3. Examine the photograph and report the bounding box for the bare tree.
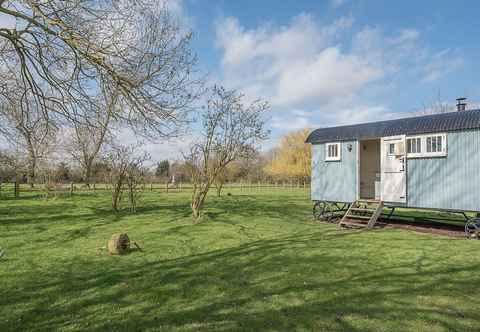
[125,158,148,213]
[67,87,119,187]
[420,91,455,115]
[184,86,269,220]
[0,149,18,182]
[105,144,149,213]
[0,1,200,137]
[0,85,56,187]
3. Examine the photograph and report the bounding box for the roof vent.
[456,97,467,112]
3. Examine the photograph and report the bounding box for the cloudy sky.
[182,0,480,154]
[2,1,480,160]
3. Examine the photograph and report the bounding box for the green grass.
[1,189,480,331]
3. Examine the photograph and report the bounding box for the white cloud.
[216,14,380,110]
[274,47,382,107]
[117,128,196,162]
[318,105,407,126]
[422,48,463,82]
[331,0,348,8]
[215,16,434,113]
[215,15,465,135]
[271,115,314,131]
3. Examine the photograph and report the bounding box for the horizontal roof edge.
[306,109,480,144]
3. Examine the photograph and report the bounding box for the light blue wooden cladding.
[311,129,480,212]
[311,141,357,202]
[407,129,480,211]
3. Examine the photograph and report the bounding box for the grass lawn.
[1,188,480,331]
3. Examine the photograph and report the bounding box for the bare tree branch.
[0,0,201,138]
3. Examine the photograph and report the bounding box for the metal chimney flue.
[456,97,467,112]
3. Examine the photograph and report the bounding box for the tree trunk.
[191,189,208,221]
[128,178,136,213]
[26,149,36,188]
[215,182,223,197]
[112,179,124,212]
[84,159,93,188]
[14,180,19,198]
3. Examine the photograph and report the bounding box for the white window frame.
[325,142,342,161]
[406,133,447,158]
[406,136,423,157]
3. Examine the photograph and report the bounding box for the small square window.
[408,137,422,154]
[325,143,341,161]
[388,143,395,155]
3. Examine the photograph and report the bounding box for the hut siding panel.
[407,130,480,211]
[311,141,357,202]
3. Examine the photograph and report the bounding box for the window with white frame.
[426,135,443,153]
[407,137,422,155]
[325,142,341,161]
[406,133,447,158]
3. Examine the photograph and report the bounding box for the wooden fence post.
[14,180,19,198]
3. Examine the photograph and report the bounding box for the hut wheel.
[313,201,326,221]
[465,218,480,239]
[321,203,338,223]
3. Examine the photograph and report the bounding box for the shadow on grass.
[2,193,479,331]
[2,229,479,331]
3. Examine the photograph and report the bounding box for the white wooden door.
[381,135,406,203]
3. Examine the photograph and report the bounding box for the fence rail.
[0,181,311,199]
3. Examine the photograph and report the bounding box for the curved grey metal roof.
[306,109,480,144]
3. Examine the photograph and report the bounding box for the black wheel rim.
[313,202,326,220]
[322,203,338,223]
[465,219,480,238]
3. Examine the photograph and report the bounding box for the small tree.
[105,145,149,212]
[55,162,71,182]
[67,94,117,188]
[184,86,269,220]
[0,88,57,188]
[155,160,170,178]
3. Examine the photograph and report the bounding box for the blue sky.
[1,1,480,160]
[180,0,480,150]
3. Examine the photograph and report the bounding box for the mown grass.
[1,188,479,331]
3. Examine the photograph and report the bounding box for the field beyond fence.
[0,181,311,199]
